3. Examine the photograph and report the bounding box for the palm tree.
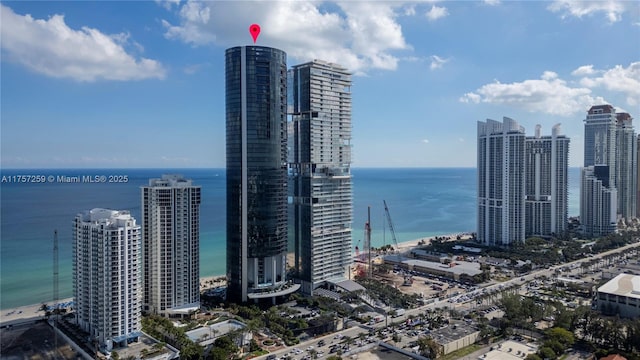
[417,336,442,359]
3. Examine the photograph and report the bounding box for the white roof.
[598,273,640,299]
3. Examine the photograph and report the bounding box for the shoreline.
[1,231,471,325]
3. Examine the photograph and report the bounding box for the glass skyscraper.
[225,46,298,303]
[581,105,619,237]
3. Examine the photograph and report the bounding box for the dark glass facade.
[225,46,288,303]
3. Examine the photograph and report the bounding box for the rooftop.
[597,273,640,299]
[186,319,247,344]
[588,104,615,114]
[481,340,537,360]
[430,321,479,345]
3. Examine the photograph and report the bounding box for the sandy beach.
[0,298,73,326]
[1,275,227,326]
[199,275,227,290]
[358,232,473,254]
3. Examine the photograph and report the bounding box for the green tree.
[538,346,557,360]
[545,327,574,347]
[543,339,564,356]
[525,354,542,360]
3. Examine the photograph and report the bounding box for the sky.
[1,0,639,169]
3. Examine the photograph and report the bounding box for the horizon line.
[0,166,587,171]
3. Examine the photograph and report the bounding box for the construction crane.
[365,206,372,278]
[383,200,400,252]
[53,229,59,358]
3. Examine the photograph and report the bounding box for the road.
[254,241,640,360]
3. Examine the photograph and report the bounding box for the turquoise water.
[0,167,580,309]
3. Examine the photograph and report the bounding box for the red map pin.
[249,24,261,43]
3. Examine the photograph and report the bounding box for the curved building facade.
[225,46,294,303]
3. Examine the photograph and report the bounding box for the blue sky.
[1,0,639,168]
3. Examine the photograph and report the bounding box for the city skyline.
[2,1,639,169]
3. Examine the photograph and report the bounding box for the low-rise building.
[595,273,640,318]
[185,319,251,347]
[480,340,537,360]
[429,320,480,355]
[384,255,482,282]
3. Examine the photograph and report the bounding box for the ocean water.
[0,167,581,309]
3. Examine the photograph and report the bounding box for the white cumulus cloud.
[547,0,627,23]
[459,72,607,116]
[422,139,430,144]
[426,5,449,22]
[577,62,640,106]
[430,55,449,70]
[0,4,166,82]
[571,65,596,76]
[161,1,411,74]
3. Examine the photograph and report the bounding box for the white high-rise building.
[289,60,353,294]
[615,112,637,220]
[73,209,142,352]
[477,117,526,246]
[581,166,617,237]
[142,175,201,316]
[525,124,570,237]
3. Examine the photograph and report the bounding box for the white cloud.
[459,92,480,103]
[0,5,166,81]
[430,55,449,70]
[155,0,181,11]
[577,62,640,106]
[426,5,449,22]
[571,65,595,76]
[483,0,501,6]
[422,139,430,144]
[541,71,558,81]
[161,1,410,74]
[404,5,416,16]
[460,72,607,116]
[458,138,465,142]
[547,0,627,23]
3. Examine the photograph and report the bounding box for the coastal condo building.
[615,112,637,220]
[637,134,640,215]
[581,165,617,237]
[579,105,638,237]
[524,124,570,237]
[289,60,353,295]
[477,117,526,246]
[141,175,201,316]
[225,45,299,303]
[72,209,142,352]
